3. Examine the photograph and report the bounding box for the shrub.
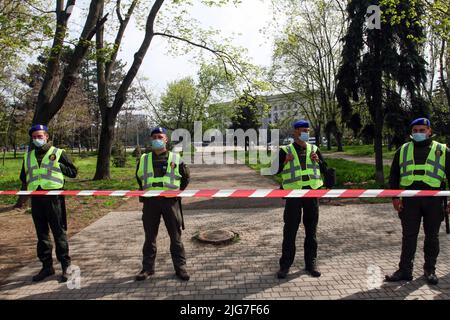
[111,141,126,167]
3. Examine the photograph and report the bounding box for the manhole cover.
[194,229,239,245]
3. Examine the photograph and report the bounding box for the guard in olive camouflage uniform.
[386,118,450,285]
[19,125,77,283]
[135,127,190,281]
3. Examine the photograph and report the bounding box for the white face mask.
[33,139,46,147]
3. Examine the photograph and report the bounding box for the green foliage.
[380,0,449,41]
[0,1,53,80]
[158,77,198,133]
[270,0,346,145]
[230,92,268,131]
[336,0,429,184]
[151,61,240,133]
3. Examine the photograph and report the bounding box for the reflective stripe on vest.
[137,152,182,190]
[280,143,323,190]
[24,146,64,191]
[399,141,446,188]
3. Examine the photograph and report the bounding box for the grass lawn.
[321,144,396,159]
[0,151,140,206]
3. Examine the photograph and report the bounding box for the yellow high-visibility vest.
[24,146,64,191]
[137,151,181,190]
[280,143,323,190]
[399,141,446,188]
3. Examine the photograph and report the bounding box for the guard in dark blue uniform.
[135,127,191,281]
[19,125,77,283]
[386,118,450,285]
[274,120,328,279]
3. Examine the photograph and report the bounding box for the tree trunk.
[438,39,450,110]
[78,132,81,155]
[373,32,385,185]
[374,127,384,184]
[326,131,331,150]
[92,0,164,180]
[33,0,106,126]
[93,111,115,180]
[335,131,343,152]
[314,125,321,147]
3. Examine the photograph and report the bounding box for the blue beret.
[410,118,430,127]
[29,124,48,136]
[293,120,309,129]
[150,127,167,136]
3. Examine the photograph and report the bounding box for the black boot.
[424,270,438,285]
[175,268,190,281]
[59,265,70,283]
[135,269,155,281]
[305,261,321,278]
[385,269,413,282]
[277,267,289,279]
[32,266,55,282]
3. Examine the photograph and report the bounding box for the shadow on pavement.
[341,273,450,300]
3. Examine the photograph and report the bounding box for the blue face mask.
[151,139,166,150]
[412,133,427,142]
[299,132,310,142]
[33,139,46,148]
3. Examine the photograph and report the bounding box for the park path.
[1,157,449,300]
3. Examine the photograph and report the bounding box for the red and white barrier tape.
[0,189,449,198]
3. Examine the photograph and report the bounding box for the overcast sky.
[70,0,276,96]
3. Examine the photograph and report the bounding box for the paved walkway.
[1,159,449,300]
[0,203,449,300]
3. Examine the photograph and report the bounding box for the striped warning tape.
[0,189,449,198]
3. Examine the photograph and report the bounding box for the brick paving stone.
[1,203,449,300]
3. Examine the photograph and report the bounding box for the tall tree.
[336,0,428,184]
[32,1,107,126]
[270,0,348,150]
[140,62,237,134]
[93,0,250,179]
